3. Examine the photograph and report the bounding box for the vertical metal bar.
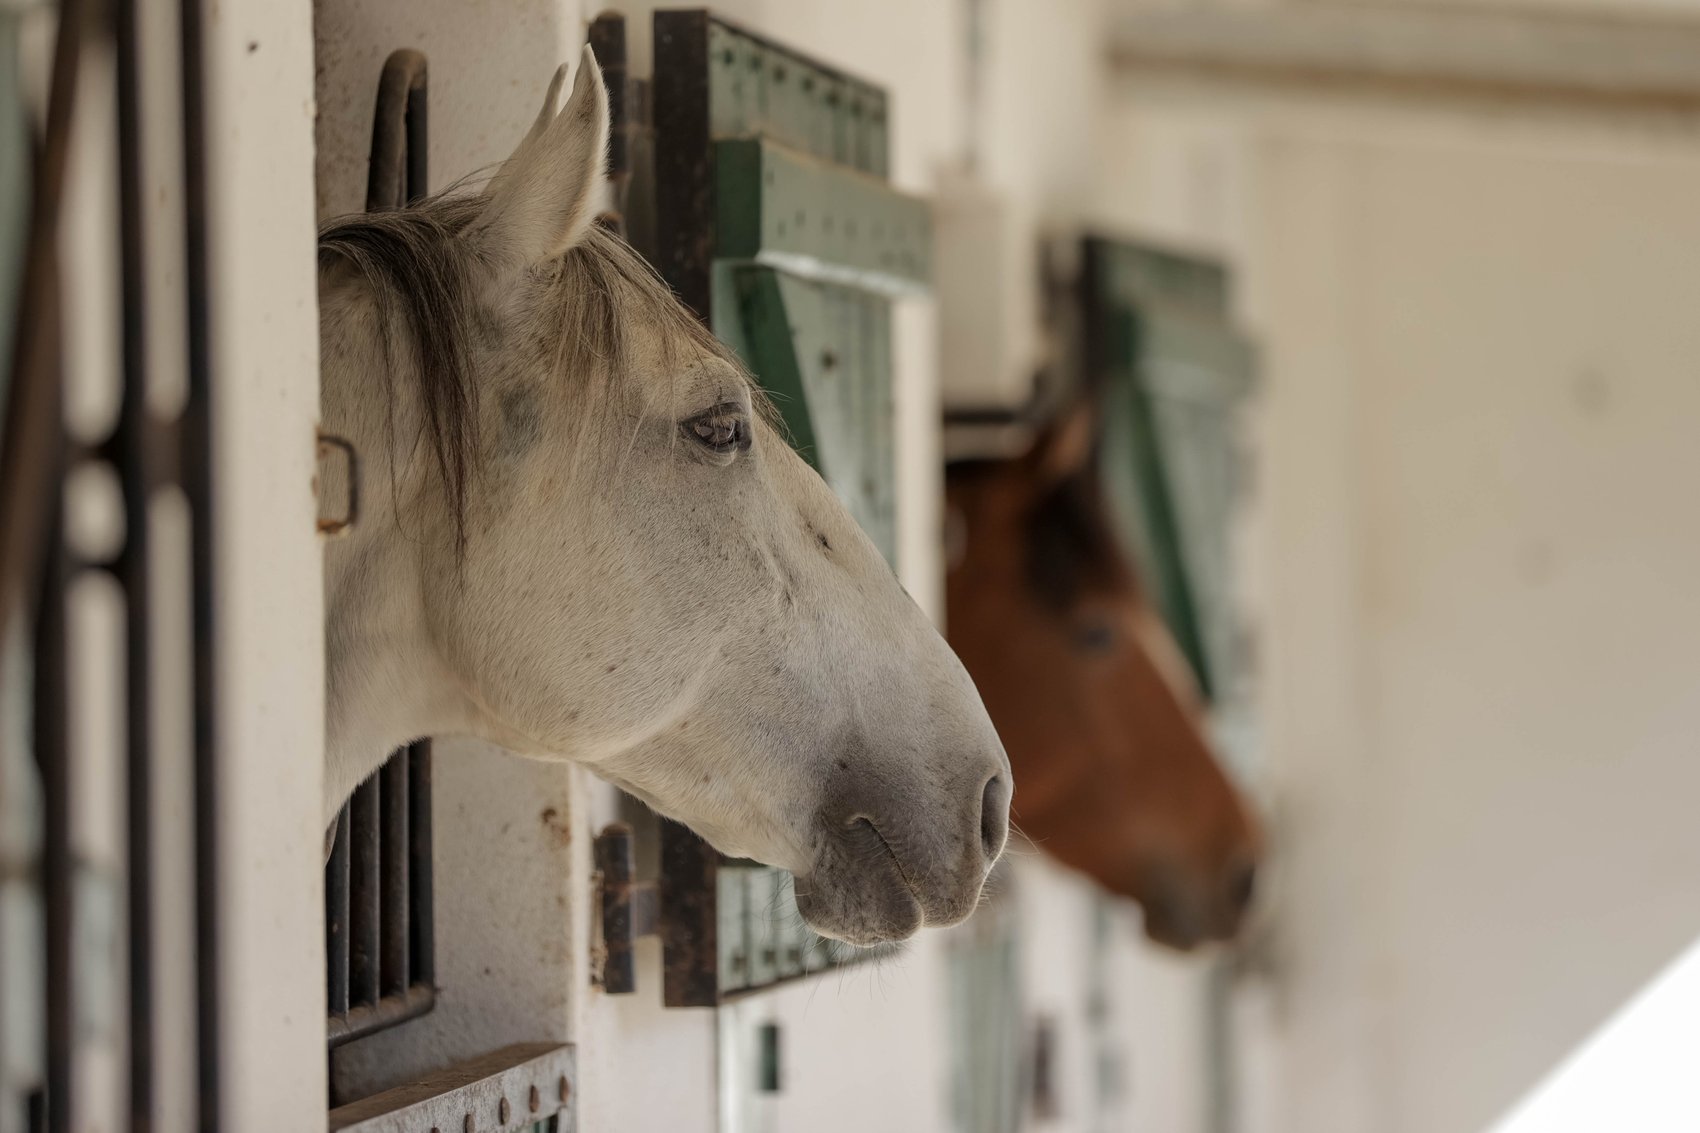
[112,0,156,1122]
[595,825,636,995]
[407,742,433,987]
[659,817,720,1007]
[35,497,70,1133]
[176,0,221,1115]
[652,9,714,321]
[365,51,427,213]
[325,807,351,1016]
[347,777,380,1008]
[399,73,430,1002]
[378,756,408,997]
[0,0,86,617]
[403,72,428,206]
[5,2,90,1128]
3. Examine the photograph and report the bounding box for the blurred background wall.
[1099,27,1700,1133]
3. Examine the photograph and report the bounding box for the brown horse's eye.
[683,405,751,455]
[1073,618,1116,654]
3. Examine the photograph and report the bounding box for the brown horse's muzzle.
[1141,856,1259,951]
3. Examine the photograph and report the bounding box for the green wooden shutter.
[1085,238,1255,706]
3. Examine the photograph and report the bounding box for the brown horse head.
[945,407,1261,949]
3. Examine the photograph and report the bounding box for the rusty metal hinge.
[316,431,360,537]
[593,823,660,994]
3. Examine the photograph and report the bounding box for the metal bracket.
[315,431,360,537]
[593,824,659,995]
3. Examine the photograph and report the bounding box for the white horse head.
[318,48,1010,945]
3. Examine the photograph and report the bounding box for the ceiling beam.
[1108,4,1700,110]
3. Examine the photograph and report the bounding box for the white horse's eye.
[683,405,751,456]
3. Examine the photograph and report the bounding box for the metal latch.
[315,431,360,537]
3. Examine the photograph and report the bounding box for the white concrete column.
[200,0,328,1126]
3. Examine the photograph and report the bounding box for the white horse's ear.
[466,46,609,275]
[485,61,572,193]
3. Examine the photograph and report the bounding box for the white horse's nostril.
[979,775,1009,863]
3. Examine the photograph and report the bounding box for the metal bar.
[326,807,351,1016]
[325,985,436,1049]
[113,0,158,1121]
[658,818,720,1007]
[652,8,714,322]
[348,776,381,1008]
[35,497,70,1133]
[406,742,433,986]
[175,0,222,1119]
[595,825,638,994]
[365,51,428,212]
[0,0,88,629]
[379,755,408,997]
[404,70,427,205]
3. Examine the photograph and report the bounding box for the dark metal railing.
[323,49,437,1051]
[3,0,223,1124]
[326,743,435,1046]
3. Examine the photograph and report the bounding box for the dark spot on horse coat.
[498,386,542,458]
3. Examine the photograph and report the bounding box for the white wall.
[204,0,331,1120]
[1095,70,1700,1133]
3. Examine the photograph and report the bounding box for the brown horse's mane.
[946,458,1135,611]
